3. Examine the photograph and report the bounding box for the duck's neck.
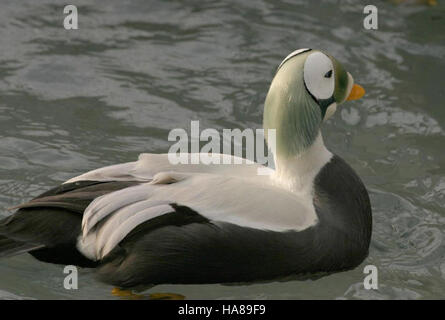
[263,57,332,193]
[272,132,333,194]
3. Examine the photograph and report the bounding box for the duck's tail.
[0,180,141,266]
[0,234,43,258]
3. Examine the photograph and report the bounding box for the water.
[0,0,444,299]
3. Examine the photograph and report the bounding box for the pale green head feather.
[263,51,321,159]
[263,49,352,159]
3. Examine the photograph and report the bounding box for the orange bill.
[347,84,365,101]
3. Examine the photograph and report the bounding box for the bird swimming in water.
[0,48,371,295]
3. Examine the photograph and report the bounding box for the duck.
[0,48,371,293]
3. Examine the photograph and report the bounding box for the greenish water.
[0,0,444,299]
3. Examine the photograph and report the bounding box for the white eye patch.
[303,52,335,100]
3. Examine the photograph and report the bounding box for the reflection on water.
[0,0,445,299]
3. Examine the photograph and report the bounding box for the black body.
[0,155,372,288]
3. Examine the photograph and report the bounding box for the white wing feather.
[66,153,264,184]
[99,203,174,258]
[71,153,318,260]
[77,173,317,260]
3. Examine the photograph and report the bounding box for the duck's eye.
[324,70,333,78]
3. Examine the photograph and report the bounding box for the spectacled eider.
[0,49,371,292]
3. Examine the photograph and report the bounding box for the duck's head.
[264,48,365,158]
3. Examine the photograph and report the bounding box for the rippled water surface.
[0,0,444,299]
